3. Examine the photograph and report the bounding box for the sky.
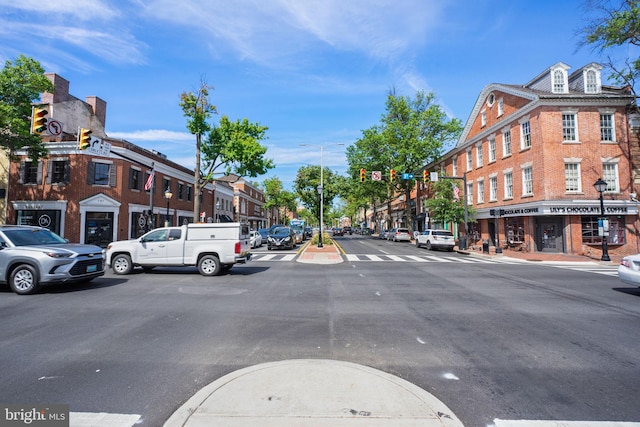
[0,0,617,190]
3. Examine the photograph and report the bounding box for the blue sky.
[0,0,612,190]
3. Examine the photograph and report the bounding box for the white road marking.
[493,420,640,427]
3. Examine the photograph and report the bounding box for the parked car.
[618,254,640,287]
[303,226,313,239]
[0,225,105,294]
[258,228,270,242]
[332,227,344,236]
[250,230,263,248]
[416,229,455,251]
[378,230,388,239]
[267,226,296,250]
[343,226,352,235]
[387,227,411,242]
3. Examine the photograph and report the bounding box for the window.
[20,161,41,184]
[582,216,626,245]
[48,160,69,185]
[602,163,619,192]
[477,179,484,203]
[520,121,531,149]
[504,171,513,199]
[163,178,171,193]
[452,156,458,176]
[88,161,114,186]
[502,129,512,156]
[178,183,184,200]
[522,166,533,195]
[187,186,192,201]
[481,110,487,127]
[129,168,141,190]
[489,176,498,201]
[586,69,598,93]
[466,148,472,171]
[497,98,504,116]
[564,163,581,192]
[488,138,496,163]
[553,69,566,93]
[476,143,483,167]
[466,182,473,205]
[506,217,525,243]
[600,113,615,142]
[562,113,577,142]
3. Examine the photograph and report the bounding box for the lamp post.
[593,178,611,262]
[300,143,345,248]
[164,188,173,227]
[215,201,221,223]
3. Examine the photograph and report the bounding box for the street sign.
[401,173,414,180]
[86,136,111,157]
[47,120,63,136]
[372,171,382,181]
[430,172,439,182]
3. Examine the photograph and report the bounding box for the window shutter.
[64,161,70,183]
[18,161,25,184]
[109,164,116,186]
[87,162,95,185]
[36,162,43,185]
[46,162,52,184]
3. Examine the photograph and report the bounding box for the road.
[0,233,638,426]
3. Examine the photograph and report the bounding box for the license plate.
[86,264,97,273]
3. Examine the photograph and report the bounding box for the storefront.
[13,200,67,236]
[475,200,638,255]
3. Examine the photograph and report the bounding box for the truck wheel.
[198,255,221,276]
[112,254,133,275]
[9,264,40,295]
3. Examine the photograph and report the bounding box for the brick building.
[6,73,263,246]
[232,178,266,229]
[420,62,640,257]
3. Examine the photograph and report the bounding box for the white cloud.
[0,0,120,20]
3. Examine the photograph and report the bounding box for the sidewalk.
[163,359,464,427]
[459,243,622,265]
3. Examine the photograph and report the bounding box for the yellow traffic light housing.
[390,169,396,181]
[78,128,92,150]
[423,170,429,183]
[360,168,366,182]
[31,106,48,135]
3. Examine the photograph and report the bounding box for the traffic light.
[423,170,429,183]
[31,106,48,135]
[78,128,92,150]
[390,169,396,181]
[360,168,366,182]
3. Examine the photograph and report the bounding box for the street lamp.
[215,201,221,223]
[593,178,611,262]
[300,143,345,248]
[164,188,173,227]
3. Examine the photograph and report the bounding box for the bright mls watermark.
[0,405,69,427]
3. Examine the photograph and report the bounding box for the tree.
[0,55,54,161]
[179,80,217,220]
[581,0,640,105]
[425,178,475,228]
[180,81,274,221]
[294,165,344,225]
[263,176,297,223]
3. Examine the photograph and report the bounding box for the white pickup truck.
[105,223,251,276]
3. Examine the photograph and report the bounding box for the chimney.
[42,73,70,104]
[86,96,107,130]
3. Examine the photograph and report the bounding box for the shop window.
[505,217,525,244]
[581,215,626,245]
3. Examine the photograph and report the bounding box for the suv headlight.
[45,251,72,258]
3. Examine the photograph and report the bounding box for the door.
[138,228,169,264]
[534,218,564,253]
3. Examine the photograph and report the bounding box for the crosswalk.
[249,253,620,277]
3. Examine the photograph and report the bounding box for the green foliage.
[294,165,345,224]
[263,176,297,216]
[0,54,54,161]
[425,178,474,225]
[202,115,274,181]
[581,0,640,102]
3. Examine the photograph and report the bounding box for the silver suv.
[0,226,105,295]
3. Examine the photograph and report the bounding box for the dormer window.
[552,68,568,93]
[584,68,601,93]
